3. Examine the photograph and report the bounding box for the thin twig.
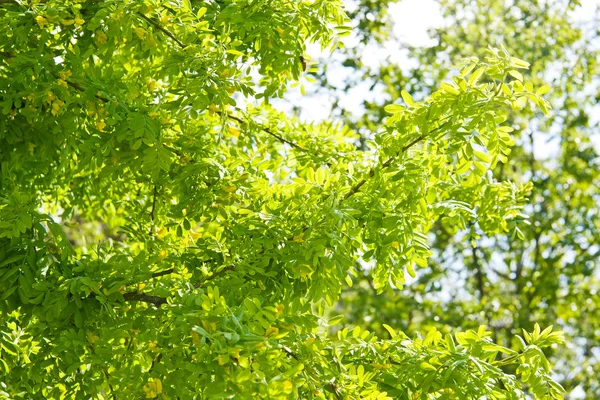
[63,76,311,156]
[282,346,342,400]
[471,239,485,301]
[343,135,426,201]
[101,366,118,400]
[194,265,235,288]
[136,12,186,49]
[150,184,158,222]
[151,268,175,278]
[135,11,313,154]
[329,383,342,400]
[64,79,109,102]
[491,267,512,281]
[149,353,163,374]
[343,118,452,201]
[216,110,309,152]
[282,346,300,360]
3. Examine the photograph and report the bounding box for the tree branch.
[217,110,308,152]
[136,12,186,49]
[491,267,512,281]
[282,346,341,400]
[151,268,175,279]
[64,78,109,102]
[122,292,168,306]
[471,240,485,302]
[149,353,163,374]
[53,12,310,158]
[282,346,300,360]
[62,75,310,156]
[133,12,311,155]
[101,366,118,400]
[342,118,451,201]
[150,184,158,222]
[343,134,425,201]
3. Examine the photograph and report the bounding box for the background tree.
[327,1,600,398]
[0,0,577,399]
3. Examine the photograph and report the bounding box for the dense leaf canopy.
[0,0,595,399]
[326,0,600,398]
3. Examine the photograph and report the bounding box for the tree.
[0,0,568,399]
[323,0,600,398]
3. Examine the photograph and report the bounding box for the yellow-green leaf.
[401,90,416,107]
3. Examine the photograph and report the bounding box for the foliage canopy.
[0,0,593,399]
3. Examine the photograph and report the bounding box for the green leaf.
[536,84,550,95]
[384,104,405,114]
[473,150,491,163]
[401,90,416,107]
[508,70,524,82]
[468,67,485,85]
[197,7,208,19]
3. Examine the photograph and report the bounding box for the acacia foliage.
[0,0,564,399]
[327,0,600,397]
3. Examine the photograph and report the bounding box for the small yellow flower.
[87,332,98,344]
[265,327,279,337]
[227,126,240,138]
[57,79,68,87]
[293,232,304,243]
[282,380,293,393]
[74,16,85,26]
[276,303,284,317]
[51,100,63,116]
[191,330,201,346]
[217,354,228,365]
[147,80,157,92]
[35,16,48,28]
[143,378,162,398]
[59,70,72,80]
[95,119,106,132]
[231,348,241,358]
[135,27,147,40]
